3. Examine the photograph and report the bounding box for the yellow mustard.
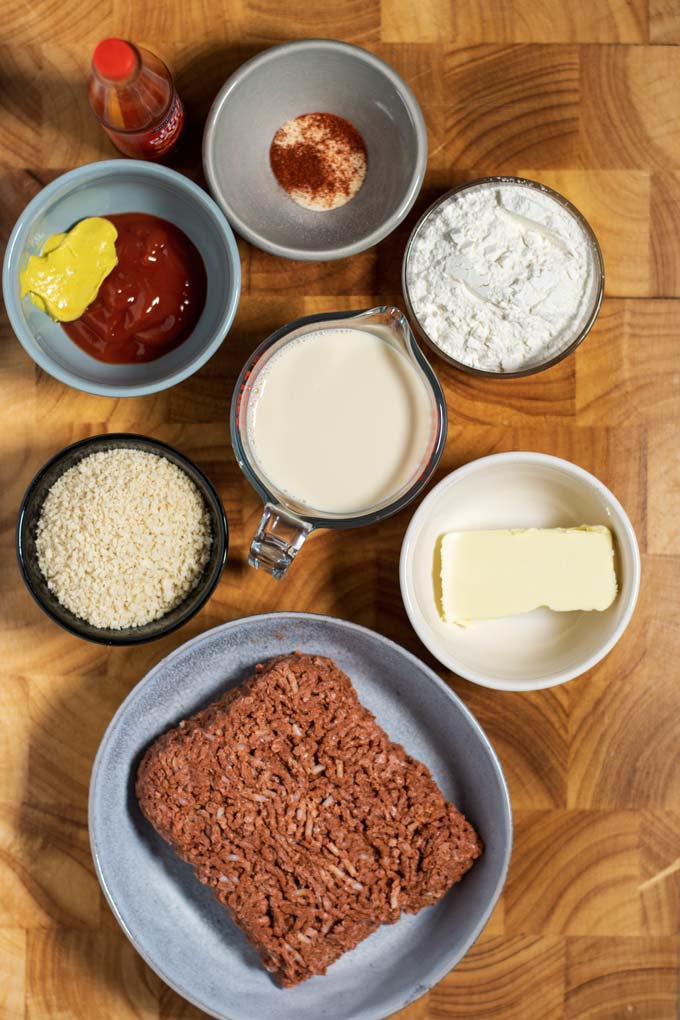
[20,217,118,322]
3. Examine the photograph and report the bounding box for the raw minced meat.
[136,653,482,986]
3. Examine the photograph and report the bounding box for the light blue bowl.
[2,161,241,398]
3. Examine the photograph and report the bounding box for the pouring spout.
[345,305,417,358]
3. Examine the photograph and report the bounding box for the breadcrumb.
[35,449,212,629]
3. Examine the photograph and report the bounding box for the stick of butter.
[439,526,617,624]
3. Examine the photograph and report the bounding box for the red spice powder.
[270,112,368,210]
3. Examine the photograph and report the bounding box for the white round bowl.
[400,453,641,691]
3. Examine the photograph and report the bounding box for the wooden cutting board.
[1,1,679,1018]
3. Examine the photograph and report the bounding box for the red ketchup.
[89,39,184,160]
[62,213,207,364]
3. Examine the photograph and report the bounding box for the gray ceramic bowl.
[203,40,428,261]
[2,161,241,397]
[90,613,512,1020]
[17,434,228,645]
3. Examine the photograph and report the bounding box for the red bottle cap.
[92,38,138,81]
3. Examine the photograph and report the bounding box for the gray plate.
[89,613,512,1020]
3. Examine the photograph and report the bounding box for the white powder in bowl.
[35,449,213,630]
[405,182,600,373]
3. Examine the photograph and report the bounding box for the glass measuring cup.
[230,306,447,579]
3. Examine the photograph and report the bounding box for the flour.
[406,182,599,373]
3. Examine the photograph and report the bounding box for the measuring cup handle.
[249,503,313,579]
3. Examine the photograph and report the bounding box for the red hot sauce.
[62,213,207,364]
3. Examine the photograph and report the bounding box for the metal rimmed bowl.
[402,176,605,379]
[16,434,228,645]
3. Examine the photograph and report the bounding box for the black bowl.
[16,434,228,645]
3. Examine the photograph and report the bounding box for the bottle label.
[105,93,184,159]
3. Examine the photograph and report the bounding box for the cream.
[246,327,433,515]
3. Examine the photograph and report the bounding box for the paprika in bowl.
[269,112,368,212]
[203,39,428,261]
[3,160,241,398]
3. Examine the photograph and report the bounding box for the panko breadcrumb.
[35,449,212,629]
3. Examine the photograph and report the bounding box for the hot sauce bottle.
[89,38,184,160]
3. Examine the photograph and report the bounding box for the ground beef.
[136,653,482,986]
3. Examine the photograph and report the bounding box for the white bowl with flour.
[403,177,604,377]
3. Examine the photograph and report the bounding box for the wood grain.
[382,0,648,43]
[1,1,679,1018]
[565,937,679,1019]
[650,0,680,41]
[430,935,566,1020]
[580,46,680,170]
